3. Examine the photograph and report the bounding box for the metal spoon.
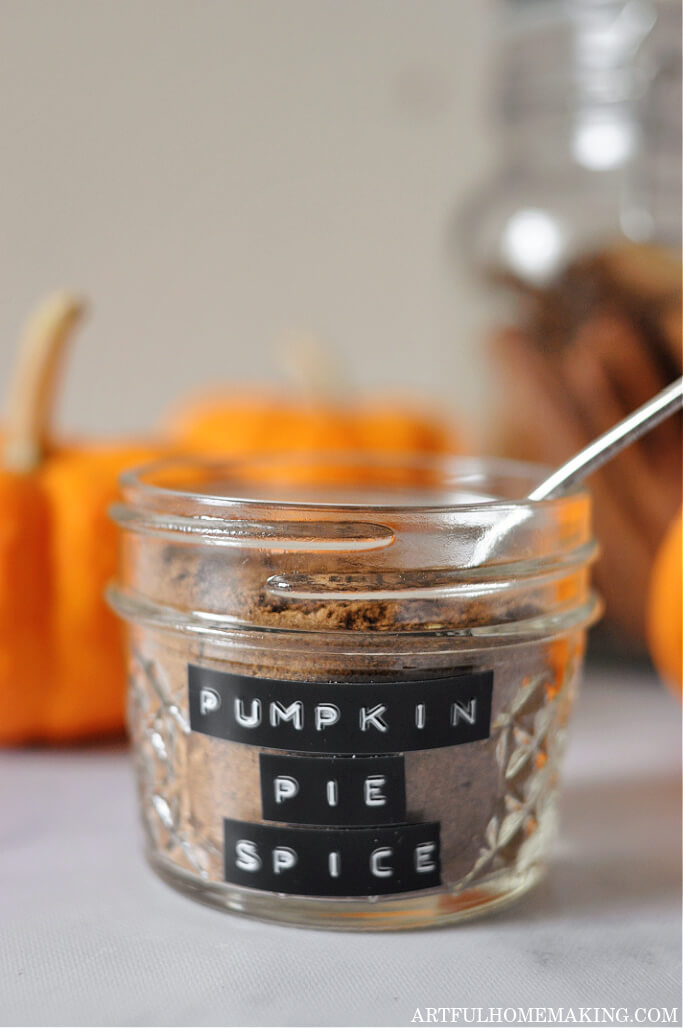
[529,375,683,501]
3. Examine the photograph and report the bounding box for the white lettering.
[359,704,388,733]
[234,698,261,728]
[451,699,477,726]
[415,703,426,729]
[328,851,341,878]
[270,701,303,729]
[326,780,338,807]
[199,687,221,715]
[315,703,340,731]
[272,846,297,874]
[273,775,299,805]
[235,839,261,872]
[415,841,437,874]
[364,775,387,807]
[370,846,393,878]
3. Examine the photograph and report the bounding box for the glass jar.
[453,0,681,644]
[109,455,601,930]
[459,0,681,279]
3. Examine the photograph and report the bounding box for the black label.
[223,818,441,897]
[189,666,492,754]
[260,752,406,826]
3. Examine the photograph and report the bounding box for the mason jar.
[108,454,601,930]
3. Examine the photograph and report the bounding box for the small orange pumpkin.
[647,509,682,695]
[1,298,462,746]
[0,294,165,744]
[164,389,461,460]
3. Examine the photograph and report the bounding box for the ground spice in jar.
[110,455,600,929]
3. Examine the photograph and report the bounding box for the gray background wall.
[0,0,496,439]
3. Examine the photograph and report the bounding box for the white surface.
[0,0,495,438]
[1,666,681,1028]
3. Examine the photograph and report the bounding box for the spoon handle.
[529,376,683,502]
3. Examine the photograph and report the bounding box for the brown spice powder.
[125,542,585,901]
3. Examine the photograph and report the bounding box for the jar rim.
[110,453,599,641]
[118,453,587,516]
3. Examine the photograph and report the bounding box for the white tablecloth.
[1,665,680,1028]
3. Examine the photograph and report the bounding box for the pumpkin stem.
[3,292,86,472]
[277,334,352,401]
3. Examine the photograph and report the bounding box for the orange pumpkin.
[164,389,461,460]
[0,294,165,744]
[1,297,462,746]
[0,470,52,742]
[647,509,683,695]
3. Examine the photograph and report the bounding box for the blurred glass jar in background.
[456,0,682,646]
